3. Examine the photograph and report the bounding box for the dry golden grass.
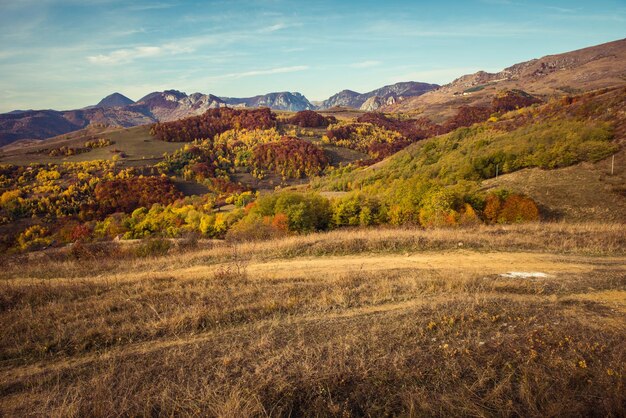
[3,222,624,281]
[1,223,625,416]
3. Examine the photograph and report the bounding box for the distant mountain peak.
[95,92,135,109]
[220,91,314,111]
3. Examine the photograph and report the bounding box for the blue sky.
[0,0,624,112]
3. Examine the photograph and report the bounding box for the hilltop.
[93,92,135,109]
[319,81,440,110]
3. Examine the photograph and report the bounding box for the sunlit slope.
[316,87,625,221]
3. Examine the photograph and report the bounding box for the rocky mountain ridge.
[2,37,624,146]
[220,92,315,111]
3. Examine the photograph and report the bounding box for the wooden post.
[611,155,615,176]
[495,164,499,179]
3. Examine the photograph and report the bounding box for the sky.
[0,0,624,112]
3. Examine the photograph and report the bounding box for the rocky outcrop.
[220,92,314,111]
[359,95,401,111]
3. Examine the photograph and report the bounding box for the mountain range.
[1,38,625,147]
[0,82,436,146]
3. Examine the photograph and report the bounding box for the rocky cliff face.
[359,95,402,111]
[133,90,228,121]
[320,82,439,110]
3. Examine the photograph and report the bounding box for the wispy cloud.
[544,6,579,13]
[125,2,173,11]
[259,21,302,33]
[86,19,295,66]
[548,12,626,22]
[349,60,381,68]
[262,23,288,32]
[479,0,523,6]
[109,28,147,37]
[220,65,310,79]
[0,50,23,60]
[87,44,192,64]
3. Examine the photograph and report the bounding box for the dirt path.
[220,251,626,279]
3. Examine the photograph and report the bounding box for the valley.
[1,33,625,417]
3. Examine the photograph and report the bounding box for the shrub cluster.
[484,192,540,224]
[252,137,328,179]
[226,188,540,241]
[44,138,114,157]
[357,113,442,141]
[492,89,542,113]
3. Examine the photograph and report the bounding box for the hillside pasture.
[0,125,184,167]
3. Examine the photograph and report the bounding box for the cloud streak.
[219,65,310,79]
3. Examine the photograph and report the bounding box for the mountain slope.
[317,86,626,222]
[387,38,626,117]
[319,82,439,110]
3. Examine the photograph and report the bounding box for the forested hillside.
[1,86,623,252]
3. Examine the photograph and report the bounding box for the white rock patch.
[499,272,550,278]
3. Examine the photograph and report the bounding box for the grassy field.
[0,125,184,167]
[1,223,625,416]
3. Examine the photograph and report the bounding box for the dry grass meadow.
[1,223,625,416]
